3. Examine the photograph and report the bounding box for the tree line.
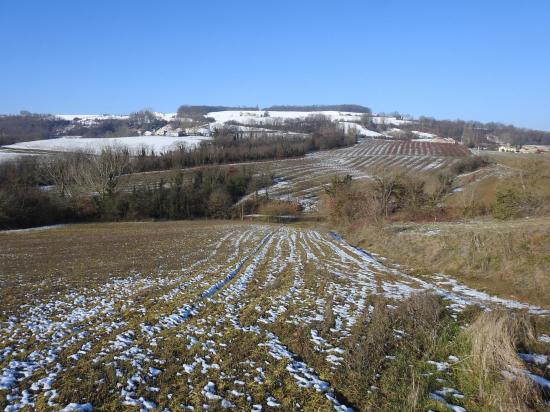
[263,104,372,113]
[0,113,69,145]
[401,117,550,146]
[0,149,274,229]
[130,119,356,172]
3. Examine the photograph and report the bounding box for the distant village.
[498,144,547,154]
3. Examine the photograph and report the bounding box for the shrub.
[257,200,301,217]
[208,188,233,218]
[450,155,491,175]
[0,187,73,229]
[492,187,542,219]
[322,172,440,224]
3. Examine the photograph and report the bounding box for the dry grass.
[447,152,550,217]
[336,294,457,411]
[456,311,543,411]
[485,151,550,170]
[348,217,550,307]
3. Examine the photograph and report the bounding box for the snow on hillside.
[56,114,130,121]
[153,112,177,121]
[53,111,410,137]
[57,112,177,122]
[54,111,411,127]
[370,116,410,126]
[207,122,307,137]
[411,130,438,138]
[339,121,383,137]
[5,135,210,154]
[206,110,355,123]
[206,110,410,126]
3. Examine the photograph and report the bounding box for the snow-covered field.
[4,135,210,155]
[1,222,547,411]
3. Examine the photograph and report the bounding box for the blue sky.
[1,0,549,130]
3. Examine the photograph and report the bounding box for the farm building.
[498,145,548,154]
[498,145,518,153]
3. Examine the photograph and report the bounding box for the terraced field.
[120,139,470,211]
[257,140,469,210]
[1,222,547,411]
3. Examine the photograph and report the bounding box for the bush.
[257,200,302,217]
[492,187,542,219]
[450,155,491,175]
[322,172,440,224]
[208,188,233,219]
[0,187,74,229]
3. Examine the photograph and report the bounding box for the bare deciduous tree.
[42,154,73,198]
[68,147,130,199]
